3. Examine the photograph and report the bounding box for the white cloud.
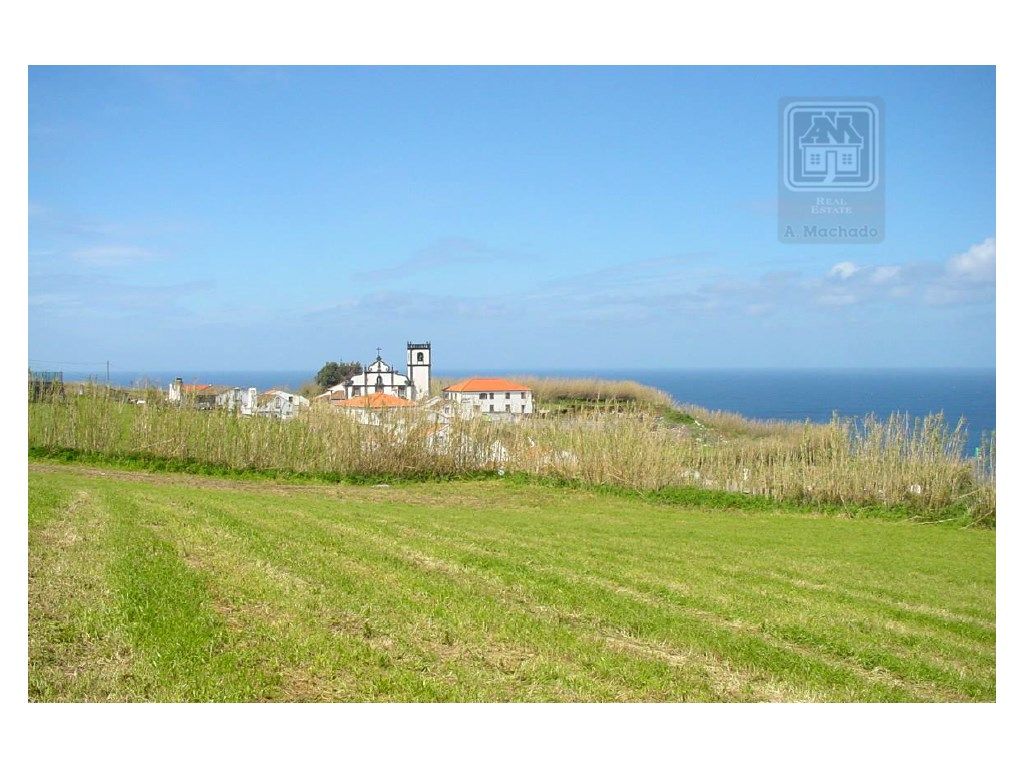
[29,272,210,320]
[70,245,157,267]
[307,237,996,329]
[354,238,534,282]
[947,237,995,283]
[829,261,859,280]
[817,291,857,307]
[870,265,901,284]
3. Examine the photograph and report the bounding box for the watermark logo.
[779,98,884,243]
[784,103,878,190]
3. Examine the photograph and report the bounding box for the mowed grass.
[28,462,995,702]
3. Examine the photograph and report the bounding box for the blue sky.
[29,66,995,374]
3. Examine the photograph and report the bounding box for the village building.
[442,377,533,420]
[323,389,350,407]
[405,342,432,399]
[322,342,432,401]
[331,391,417,425]
[257,390,309,419]
[168,378,259,413]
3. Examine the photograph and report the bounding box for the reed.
[28,390,995,524]
[432,375,676,408]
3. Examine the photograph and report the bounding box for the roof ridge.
[443,376,531,392]
[334,391,416,408]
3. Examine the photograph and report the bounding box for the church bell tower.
[406,342,431,400]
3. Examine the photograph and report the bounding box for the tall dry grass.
[432,376,675,408]
[679,402,813,438]
[28,391,995,524]
[514,409,992,519]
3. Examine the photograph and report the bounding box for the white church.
[320,342,534,422]
[323,342,432,402]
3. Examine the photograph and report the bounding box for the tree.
[315,360,363,390]
[298,379,324,401]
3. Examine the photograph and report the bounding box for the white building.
[406,342,431,400]
[330,391,417,426]
[324,342,432,401]
[442,377,533,420]
[168,377,258,414]
[257,390,309,420]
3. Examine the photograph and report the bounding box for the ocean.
[103,368,995,453]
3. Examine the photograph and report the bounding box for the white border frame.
[2,1,1017,766]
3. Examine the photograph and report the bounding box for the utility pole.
[106,360,110,389]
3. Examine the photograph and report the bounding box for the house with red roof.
[333,392,417,410]
[329,390,419,426]
[442,377,533,420]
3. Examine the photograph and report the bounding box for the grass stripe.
[28,465,995,702]
[101,489,275,701]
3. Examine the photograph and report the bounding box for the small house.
[442,377,533,420]
[257,390,309,420]
[331,391,417,426]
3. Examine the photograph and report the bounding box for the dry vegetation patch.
[29,381,994,523]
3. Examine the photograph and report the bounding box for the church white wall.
[325,346,432,402]
[406,345,431,401]
[344,361,414,399]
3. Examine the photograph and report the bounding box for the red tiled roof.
[333,392,416,409]
[443,377,531,393]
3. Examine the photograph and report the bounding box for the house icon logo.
[783,101,879,191]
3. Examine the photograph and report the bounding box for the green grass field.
[28,461,995,702]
